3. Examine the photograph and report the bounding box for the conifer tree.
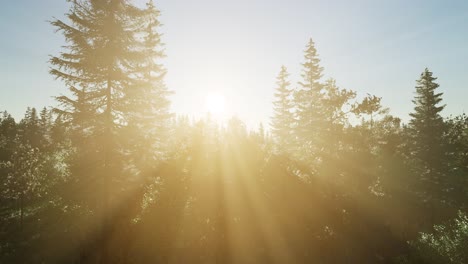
[49,1,151,261]
[294,38,325,158]
[38,107,52,150]
[407,68,448,219]
[0,112,17,162]
[0,143,47,230]
[409,68,446,173]
[19,107,42,149]
[125,0,172,170]
[270,66,294,150]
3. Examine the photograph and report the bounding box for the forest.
[0,0,467,263]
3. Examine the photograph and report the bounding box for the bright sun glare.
[204,93,226,118]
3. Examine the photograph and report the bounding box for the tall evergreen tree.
[293,38,325,159]
[125,0,172,171]
[409,68,446,173]
[0,112,17,162]
[38,107,52,150]
[49,1,152,262]
[270,65,294,150]
[19,107,42,149]
[408,68,448,222]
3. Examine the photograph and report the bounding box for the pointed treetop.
[299,37,323,88]
[410,68,445,123]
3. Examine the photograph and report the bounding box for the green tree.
[353,94,387,131]
[271,65,294,150]
[293,38,325,160]
[49,1,153,262]
[38,107,52,149]
[19,107,42,149]
[445,114,468,172]
[409,68,446,173]
[0,143,47,230]
[320,78,356,153]
[0,112,17,162]
[443,114,468,207]
[404,211,468,264]
[406,68,448,229]
[124,0,172,171]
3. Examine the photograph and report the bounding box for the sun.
[204,93,226,118]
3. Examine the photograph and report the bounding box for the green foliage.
[294,38,326,153]
[1,143,47,201]
[271,65,294,150]
[409,68,446,172]
[404,211,468,264]
[1,2,467,263]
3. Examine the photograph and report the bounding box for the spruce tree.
[19,107,42,149]
[49,1,150,262]
[294,38,325,158]
[409,68,446,173]
[125,0,172,171]
[408,68,448,218]
[270,65,294,150]
[38,107,52,150]
[0,112,17,162]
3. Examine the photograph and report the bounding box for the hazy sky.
[1,0,467,127]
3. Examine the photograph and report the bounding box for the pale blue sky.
[1,0,467,127]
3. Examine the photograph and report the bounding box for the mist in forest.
[0,1,467,263]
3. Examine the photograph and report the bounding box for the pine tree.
[294,38,325,158]
[0,112,18,199]
[408,68,448,221]
[0,112,17,162]
[49,1,150,262]
[38,107,52,150]
[0,143,47,231]
[409,68,446,173]
[19,107,42,149]
[125,0,172,171]
[270,66,294,150]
